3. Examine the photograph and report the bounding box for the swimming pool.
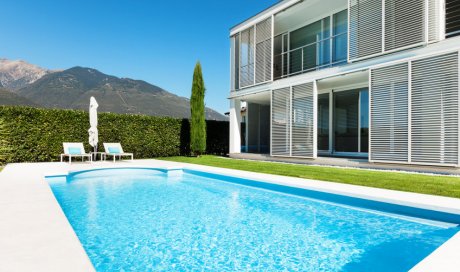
[47,168,459,271]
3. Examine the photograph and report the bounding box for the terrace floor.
[230,153,460,176]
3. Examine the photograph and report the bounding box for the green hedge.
[0,106,229,163]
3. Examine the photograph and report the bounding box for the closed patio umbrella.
[88,97,99,157]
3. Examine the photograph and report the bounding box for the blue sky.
[0,0,278,114]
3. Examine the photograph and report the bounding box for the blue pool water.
[48,168,459,271]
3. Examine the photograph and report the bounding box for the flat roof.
[230,0,302,36]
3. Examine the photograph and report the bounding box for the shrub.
[0,106,229,163]
[0,118,11,164]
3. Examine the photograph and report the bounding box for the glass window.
[333,10,348,63]
[318,40,331,66]
[290,49,302,74]
[322,17,331,39]
[334,90,359,153]
[360,89,369,153]
[318,93,330,151]
[273,35,283,79]
[333,33,347,63]
[333,10,348,35]
[274,35,283,55]
[283,34,289,52]
[276,9,348,78]
[234,35,240,89]
[290,20,322,50]
[303,44,316,71]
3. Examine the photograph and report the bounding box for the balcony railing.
[274,32,347,80]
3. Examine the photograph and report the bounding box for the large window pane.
[360,89,369,153]
[290,49,302,74]
[290,21,322,50]
[322,17,331,39]
[318,40,331,66]
[273,35,283,79]
[333,33,347,63]
[303,44,316,71]
[283,34,289,52]
[274,35,283,55]
[334,90,359,153]
[333,10,348,63]
[333,10,348,35]
[279,9,348,77]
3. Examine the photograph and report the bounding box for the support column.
[229,99,242,154]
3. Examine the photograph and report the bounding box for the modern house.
[229,0,460,167]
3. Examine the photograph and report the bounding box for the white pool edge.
[1,159,459,271]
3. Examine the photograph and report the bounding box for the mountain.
[0,59,53,91]
[16,66,226,120]
[0,88,38,106]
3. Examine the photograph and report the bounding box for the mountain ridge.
[0,59,54,91]
[0,59,226,120]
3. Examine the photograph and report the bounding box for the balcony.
[230,0,348,91]
[273,8,348,79]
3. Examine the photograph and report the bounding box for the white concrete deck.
[1,159,459,271]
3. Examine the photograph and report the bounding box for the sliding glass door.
[334,90,359,152]
[317,88,369,156]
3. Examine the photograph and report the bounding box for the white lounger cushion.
[103,143,126,154]
[63,142,88,155]
[103,143,133,161]
[61,142,92,163]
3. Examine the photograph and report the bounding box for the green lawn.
[159,155,460,199]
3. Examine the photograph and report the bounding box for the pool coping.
[1,159,459,271]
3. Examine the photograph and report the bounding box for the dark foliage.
[0,106,228,163]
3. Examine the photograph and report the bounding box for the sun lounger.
[61,142,92,164]
[103,143,134,162]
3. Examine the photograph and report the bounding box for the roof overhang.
[230,0,303,36]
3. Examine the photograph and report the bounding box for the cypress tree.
[190,62,206,156]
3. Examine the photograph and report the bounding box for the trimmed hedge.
[0,106,229,163]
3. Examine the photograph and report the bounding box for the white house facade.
[229,0,460,167]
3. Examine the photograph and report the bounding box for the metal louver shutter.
[255,18,272,84]
[271,88,291,156]
[370,63,409,162]
[385,0,425,51]
[411,52,459,165]
[240,27,255,88]
[428,0,441,42]
[349,0,383,60]
[291,83,316,158]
